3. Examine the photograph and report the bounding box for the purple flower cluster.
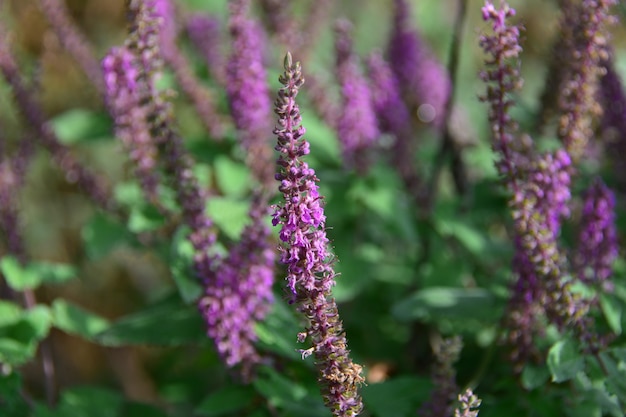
[366,52,424,199]
[454,389,481,417]
[334,19,379,172]
[226,0,274,188]
[151,0,225,139]
[479,0,527,183]
[599,58,626,188]
[199,195,274,378]
[102,47,161,204]
[366,52,411,140]
[0,137,32,262]
[575,180,618,292]
[480,1,597,350]
[556,0,617,163]
[259,0,300,51]
[272,53,364,417]
[419,336,462,417]
[119,0,273,374]
[388,0,450,128]
[186,14,226,86]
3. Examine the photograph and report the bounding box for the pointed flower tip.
[284,52,292,69]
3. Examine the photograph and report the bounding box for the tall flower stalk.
[272,52,364,417]
[227,0,274,189]
[0,23,114,213]
[388,0,450,129]
[480,0,593,356]
[556,0,617,163]
[334,19,379,172]
[38,0,105,94]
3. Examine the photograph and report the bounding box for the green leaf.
[433,213,487,256]
[114,182,144,207]
[196,385,256,416]
[0,257,75,291]
[0,306,52,365]
[348,176,398,221]
[0,257,36,290]
[170,227,203,304]
[362,376,431,417]
[0,372,30,417]
[206,197,250,240]
[253,366,307,408]
[255,299,301,361]
[121,402,169,417]
[34,386,124,417]
[521,364,550,390]
[600,294,622,335]
[0,301,23,326]
[392,287,500,324]
[50,109,111,144]
[96,296,206,346]
[214,156,250,197]
[128,205,166,233]
[82,214,133,259]
[547,339,584,383]
[299,109,341,164]
[51,300,110,340]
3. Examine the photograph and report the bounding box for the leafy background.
[0,0,626,416]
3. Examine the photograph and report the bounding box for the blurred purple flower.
[272,53,364,417]
[599,58,626,188]
[226,2,274,188]
[366,51,424,201]
[198,195,275,378]
[0,23,114,212]
[575,180,618,292]
[419,336,462,417]
[186,14,227,86]
[388,0,450,128]
[366,52,411,138]
[556,0,617,163]
[142,0,225,139]
[102,47,161,204]
[0,136,33,262]
[335,19,379,172]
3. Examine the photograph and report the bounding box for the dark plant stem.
[406,0,468,372]
[22,289,56,406]
[426,0,469,210]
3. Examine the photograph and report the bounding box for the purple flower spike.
[198,195,275,378]
[186,14,227,86]
[335,19,379,172]
[479,0,528,183]
[38,0,105,94]
[151,0,178,53]
[530,149,572,236]
[556,0,617,163]
[599,58,626,188]
[138,0,225,139]
[227,2,274,188]
[575,180,618,292]
[102,47,161,204]
[388,0,450,129]
[273,52,364,417]
[366,52,411,139]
